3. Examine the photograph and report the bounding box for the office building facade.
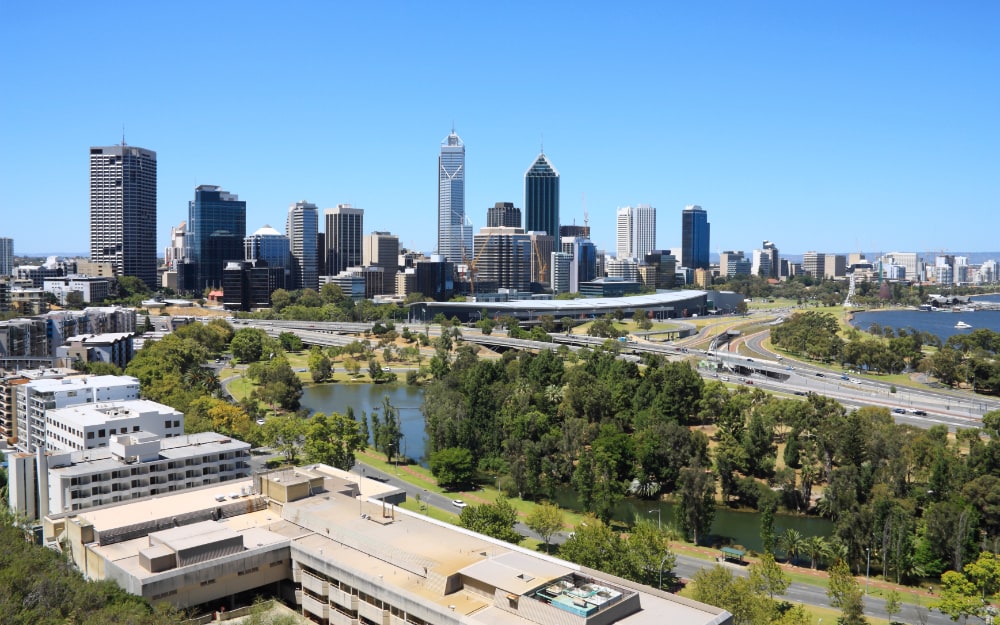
[437,130,471,263]
[89,144,157,287]
[615,204,656,260]
[486,202,522,228]
[0,237,12,275]
[324,204,364,276]
[286,201,319,290]
[681,205,710,269]
[524,152,560,250]
[472,227,533,293]
[184,186,246,292]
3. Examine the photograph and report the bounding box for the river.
[850,297,1000,342]
[299,382,833,551]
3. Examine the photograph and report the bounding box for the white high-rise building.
[751,249,772,278]
[286,201,319,290]
[89,143,158,287]
[615,205,656,260]
[325,204,364,276]
[437,129,471,263]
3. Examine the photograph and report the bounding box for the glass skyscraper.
[524,152,560,251]
[437,129,470,263]
[89,143,157,287]
[681,205,710,269]
[287,201,319,290]
[325,204,364,275]
[185,185,246,291]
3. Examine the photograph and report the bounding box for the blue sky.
[1,1,997,257]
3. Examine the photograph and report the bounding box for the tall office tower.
[550,252,573,295]
[89,143,157,287]
[472,227,532,293]
[363,232,400,273]
[286,201,319,290]
[325,204,364,275]
[561,236,597,292]
[762,240,780,278]
[616,205,657,260]
[751,249,772,278]
[681,205,710,269]
[438,129,471,263]
[164,223,186,270]
[486,202,522,228]
[524,152,560,251]
[0,237,12,275]
[184,185,246,291]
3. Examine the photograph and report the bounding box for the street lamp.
[648,508,661,531]
[865,547,871,594]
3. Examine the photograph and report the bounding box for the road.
[354,461,949,625]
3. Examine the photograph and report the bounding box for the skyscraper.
[89,143,157,287]
[286,201,319,290]
[524,152,560,250]
[486,202,522,228]
[245,225,290,276]
[325,204,364,275]
[616,205,656,260]
[185,185,246,291]
[0,237,12,275]
[762,240,780,279]
[438,129,470,263]
[681,205,710,269]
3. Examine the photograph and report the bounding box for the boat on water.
[955,321,972,329]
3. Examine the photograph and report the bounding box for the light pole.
[865,547,871,594]
[658,553,670,589]
[649,508,661,531]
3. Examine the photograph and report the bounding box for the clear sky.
[1,1,997,258]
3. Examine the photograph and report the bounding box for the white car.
[452,499,468,509]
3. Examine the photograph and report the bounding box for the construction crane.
[532,238,549,286]
[462,233,494,295]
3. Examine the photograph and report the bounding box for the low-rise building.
[43,275,113,304]
[9,431,249,520]
[45,464,732,625]
[56,332,135,370]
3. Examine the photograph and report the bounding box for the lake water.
[299,382,833,549]
[850,298,1000,342]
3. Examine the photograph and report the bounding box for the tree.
[372,395,403,461]
[935,570,982,624]
[303,412,365,470]
[884,589,902,624]
[429,447,475,488]
[459,497,521,543]
[675,464,716,544]
[231,327,267,362]
[827,559,866,625]
[261,415,307,463]
[278,331,303,352]
[525,502,565,553]
[778,528,805,566]
[749,553,789,601]
[308,346,332,382]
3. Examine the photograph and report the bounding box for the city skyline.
[1,3,998,257]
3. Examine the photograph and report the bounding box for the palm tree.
[778,529,805,566]
[803,535,830,569]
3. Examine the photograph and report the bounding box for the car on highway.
[912,410,927,416]
[452,499,468,509]
[815,372,825,377]
[893,408,907,414]
[841,374,850,380]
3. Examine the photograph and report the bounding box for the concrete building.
[606,258,639,282]
[90,143,158,287]
[42,398,183,453]
[750,249,771,279]
[15,375,141,453]
[45,464,731,624]
[325,204,364,277]
[43,275,113,304]
[287,201,319,290]
[56,332,135,371]
[550,252,573,295]
[719,251,751,278]
[473,227,533,293]
[16,257,76,287]
[642,250,677,290]
[615,205,656,261]
[363,232,401,274]
[9,430,248,521]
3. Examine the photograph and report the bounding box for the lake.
[300,382,833,550]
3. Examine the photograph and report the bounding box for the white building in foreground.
[9,431,249,521]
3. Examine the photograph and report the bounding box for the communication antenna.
[582,193,589,230]
[121,124,127,147]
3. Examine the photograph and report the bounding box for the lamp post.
[658,553,670,589]
[649,508,661,531]
[865,547,871,594]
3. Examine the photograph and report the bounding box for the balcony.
[301,571,328,596]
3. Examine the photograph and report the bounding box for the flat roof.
[418,290,708,312]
